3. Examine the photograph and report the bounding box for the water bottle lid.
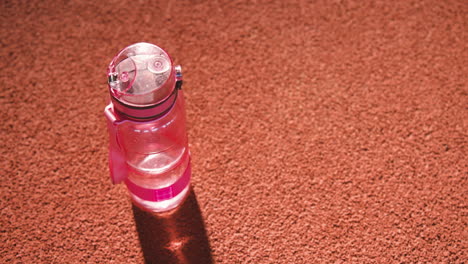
[107,43,176,107]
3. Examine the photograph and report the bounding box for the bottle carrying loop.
[104,105,129,184]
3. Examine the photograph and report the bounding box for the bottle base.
[129,184,191,213]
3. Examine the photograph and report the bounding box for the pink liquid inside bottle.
[104,43,191,212]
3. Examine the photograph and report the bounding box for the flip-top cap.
[107,43,176,106]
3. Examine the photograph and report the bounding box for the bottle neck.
[111,83,180,121]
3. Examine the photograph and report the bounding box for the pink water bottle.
[104,43,191,212]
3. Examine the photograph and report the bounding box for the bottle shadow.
[132,188,214,264]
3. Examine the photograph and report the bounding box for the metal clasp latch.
[175,65,183,90]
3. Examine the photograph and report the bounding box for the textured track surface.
[1,0,467,263]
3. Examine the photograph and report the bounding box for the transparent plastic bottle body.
[116,96,191,212]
